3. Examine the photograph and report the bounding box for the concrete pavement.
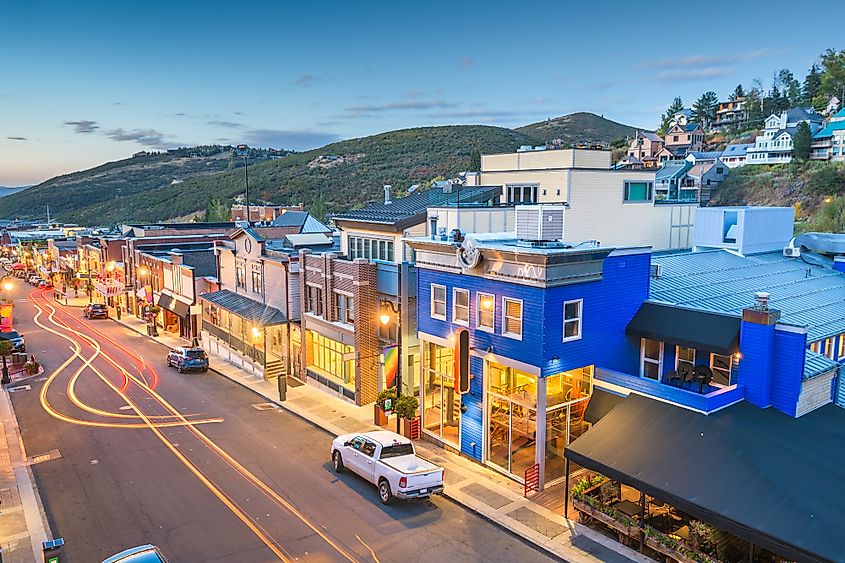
[114,313,652,563]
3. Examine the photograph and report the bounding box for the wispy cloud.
[208,120,243,129]
[653,67,734,82]
[291,74,319,87]
[240,129,340,151]
[105,128,169,147]
[423,108,535,120]
[64,120,99,134]
[346,100,458,113]
[461,57,475,68]
[640,48,779,70]
[6,136,26,141]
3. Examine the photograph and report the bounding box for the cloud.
[6,136,26,141]
[641,48,779,70]
[653,67,734,82]
[64,120,99,134]
[240,129,340,151]
[461,57,474,68]
[291,74,319,87]
[208,120,243,129]
[105,128,169,147]
[346,100,458,113]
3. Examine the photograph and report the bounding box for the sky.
[0,0,836,186]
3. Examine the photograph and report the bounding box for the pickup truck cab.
[331,430,444,505]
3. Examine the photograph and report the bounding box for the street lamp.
[251,326,260,363]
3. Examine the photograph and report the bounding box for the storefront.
[304,330,355,393]
[421,341,460,448]
[157,290,193,340]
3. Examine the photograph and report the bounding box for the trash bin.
[146,324,153,336]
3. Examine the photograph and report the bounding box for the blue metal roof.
[835,108,845,118]
[804,349,839,380]
[814,120,845,138]
[656,161,692,181]
[650,250,845,342]
[722,143,754,156]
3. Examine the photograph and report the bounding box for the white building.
[746,108,824,165]
[811,108,845,162]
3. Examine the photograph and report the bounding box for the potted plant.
[374,387,397,425]
[393,395,420,438]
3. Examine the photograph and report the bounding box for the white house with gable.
[746,108,824,165]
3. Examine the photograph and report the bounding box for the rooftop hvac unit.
[515,205,565,242]
[783,246,801,258]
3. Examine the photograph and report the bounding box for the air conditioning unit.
[783,246,801,258]
[515,205,565,242]
[650,263,662,277]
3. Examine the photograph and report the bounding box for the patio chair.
[665,369,681,387]
[693,365,714,393]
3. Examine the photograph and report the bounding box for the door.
[358,440,378,482]
[345,436,367,476]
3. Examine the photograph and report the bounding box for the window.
[673,135,679,142]
[623,181,653,202]
[562,299,582,342]
[361,440,377,458]
[334,292,354,325]
[506,184,538,204]
[825,336,836,360]
[306,330,355,388]
[716,167,724,174]
[710,353,733,386]
[235,259,246,288]
[641,339,663,380]
[809,340,821,354]
[431,284,446,320]
[251,264,262,294]
[477,292,494,332]
[676,346,695,370]
[502,297,523,339]
[348,236,395,262]
[452,288,469,325]
[839,335,845,360]
[306,285,323,316]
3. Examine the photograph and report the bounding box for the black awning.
[583,388,624,424]
[565,394,845,562]
[199,289,287,326]
[157,292,190,318]
[626,301,740,355]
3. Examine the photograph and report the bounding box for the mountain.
[8,125,539,225]
[517,112,644,145]
[0,186,29,197]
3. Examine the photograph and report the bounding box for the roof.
[682,123,701,132]
[650,250,845,341]
[639,132,663,142]
[722,143,754,157]
[331,185,502,229]
[626,301,741,355]
[835,107,845,118]
[270,211,331,234]
[814,120,845,138]
[655,161,691,181]
[688,163,715,177]
[199,289,287,325]
[583,388,625,424]
[785,107,823,124]
[804,349,839,380]
[686,151,721,160]
[566,393,845,562]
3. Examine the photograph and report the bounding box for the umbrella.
[11,263,25,270]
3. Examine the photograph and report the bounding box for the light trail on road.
[28,289,366,562]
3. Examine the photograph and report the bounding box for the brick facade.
[299,251,379,405]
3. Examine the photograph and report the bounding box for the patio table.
[613,499,642,518]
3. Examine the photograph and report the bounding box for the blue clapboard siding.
[739,320,775,408]
[596,368,744,412]
[770,327,807,417]
[460,356,484,461]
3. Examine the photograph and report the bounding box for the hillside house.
[747,108,824,165]
[713,97,747,130]
[626,131,664,168]
[720,142,754,168]
[659,123,705,160]
[811,108,845,161]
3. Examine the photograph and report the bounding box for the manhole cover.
[30,449,61,465]
[251,403,280,411]
[7,385,31,393]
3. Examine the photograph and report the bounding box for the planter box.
[374,405,388,426]
[645,535,718,563]
[572,498,638,537]
[401,416,421,439]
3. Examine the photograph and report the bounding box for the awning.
[157,291,191,318]
[199,289,287,326]
[565,394,845,562]
[626,301,740,355]
[583,388,624,424]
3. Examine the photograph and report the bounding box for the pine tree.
[777,69,801,107]
[819,49,845,101]
[802,64,822,107]
[691,91,719,128]
[731,84,745,100]
[792,122,812,160]
[745,82,765,126]
[659,97,685,133]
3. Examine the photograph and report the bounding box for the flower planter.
[572,498,638,538]
[645,534,719,563]
[374,404,389,426]
[402,416,421,439]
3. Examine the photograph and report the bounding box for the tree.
[803,64,822,106]
[659,97,685,133]
[745,82,765,126]
[0,339,12,384]
[792,122,812,161]
[202,198,229,222]
[777,69,801,107]
[819,48,845,101]
[691,91,719,129]
[731,84,745,100]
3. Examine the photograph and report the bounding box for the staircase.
[264,358,286,381]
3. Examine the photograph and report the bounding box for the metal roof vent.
[754,291,770,311]
[515,205,565,243]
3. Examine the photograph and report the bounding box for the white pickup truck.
[331,430,444,505]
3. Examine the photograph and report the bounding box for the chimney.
[754,291,769,311]
[384,185,392,205]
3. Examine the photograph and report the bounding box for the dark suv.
[0,330,25,352]
[166,347,209,373]
[83,303,109,319]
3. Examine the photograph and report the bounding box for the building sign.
[383,344,399,389]
[0,303,13,331]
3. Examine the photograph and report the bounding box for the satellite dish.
[456,237,481,270]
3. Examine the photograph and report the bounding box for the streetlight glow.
[138,265,150,276]
[106,260,116,272]
[3,281,12,291]
[251,326,260,339]
[379,312,391,326]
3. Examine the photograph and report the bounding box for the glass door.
[486,362,537,481]
[421,342,459,448]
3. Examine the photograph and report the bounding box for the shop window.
[477,292,494,332]
[334,292,354,325]
[502,297,523,339]
[562,299,582,342]
[825,336,836,359]
[487,362,537,478]
[640,338,663,380]
[452,288,469,325]
[431,284,446,320]
[422,341,459,448]
[306,330,354,389]
[676,346,695,370]
[306,285,323,316]
[710,353,733,386]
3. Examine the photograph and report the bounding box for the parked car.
[83,303,109,319]
[0,330,25,352]
[102,544,168,563]
[331,430,444,505]
[38,279,53,289]
[166,347,209,373]
[27,275,40,285]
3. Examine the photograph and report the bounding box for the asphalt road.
[6,278,554,563]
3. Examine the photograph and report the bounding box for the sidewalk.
[1,386,50,563]
[114,314,652,563]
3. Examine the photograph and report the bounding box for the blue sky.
[0,0,835,186]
